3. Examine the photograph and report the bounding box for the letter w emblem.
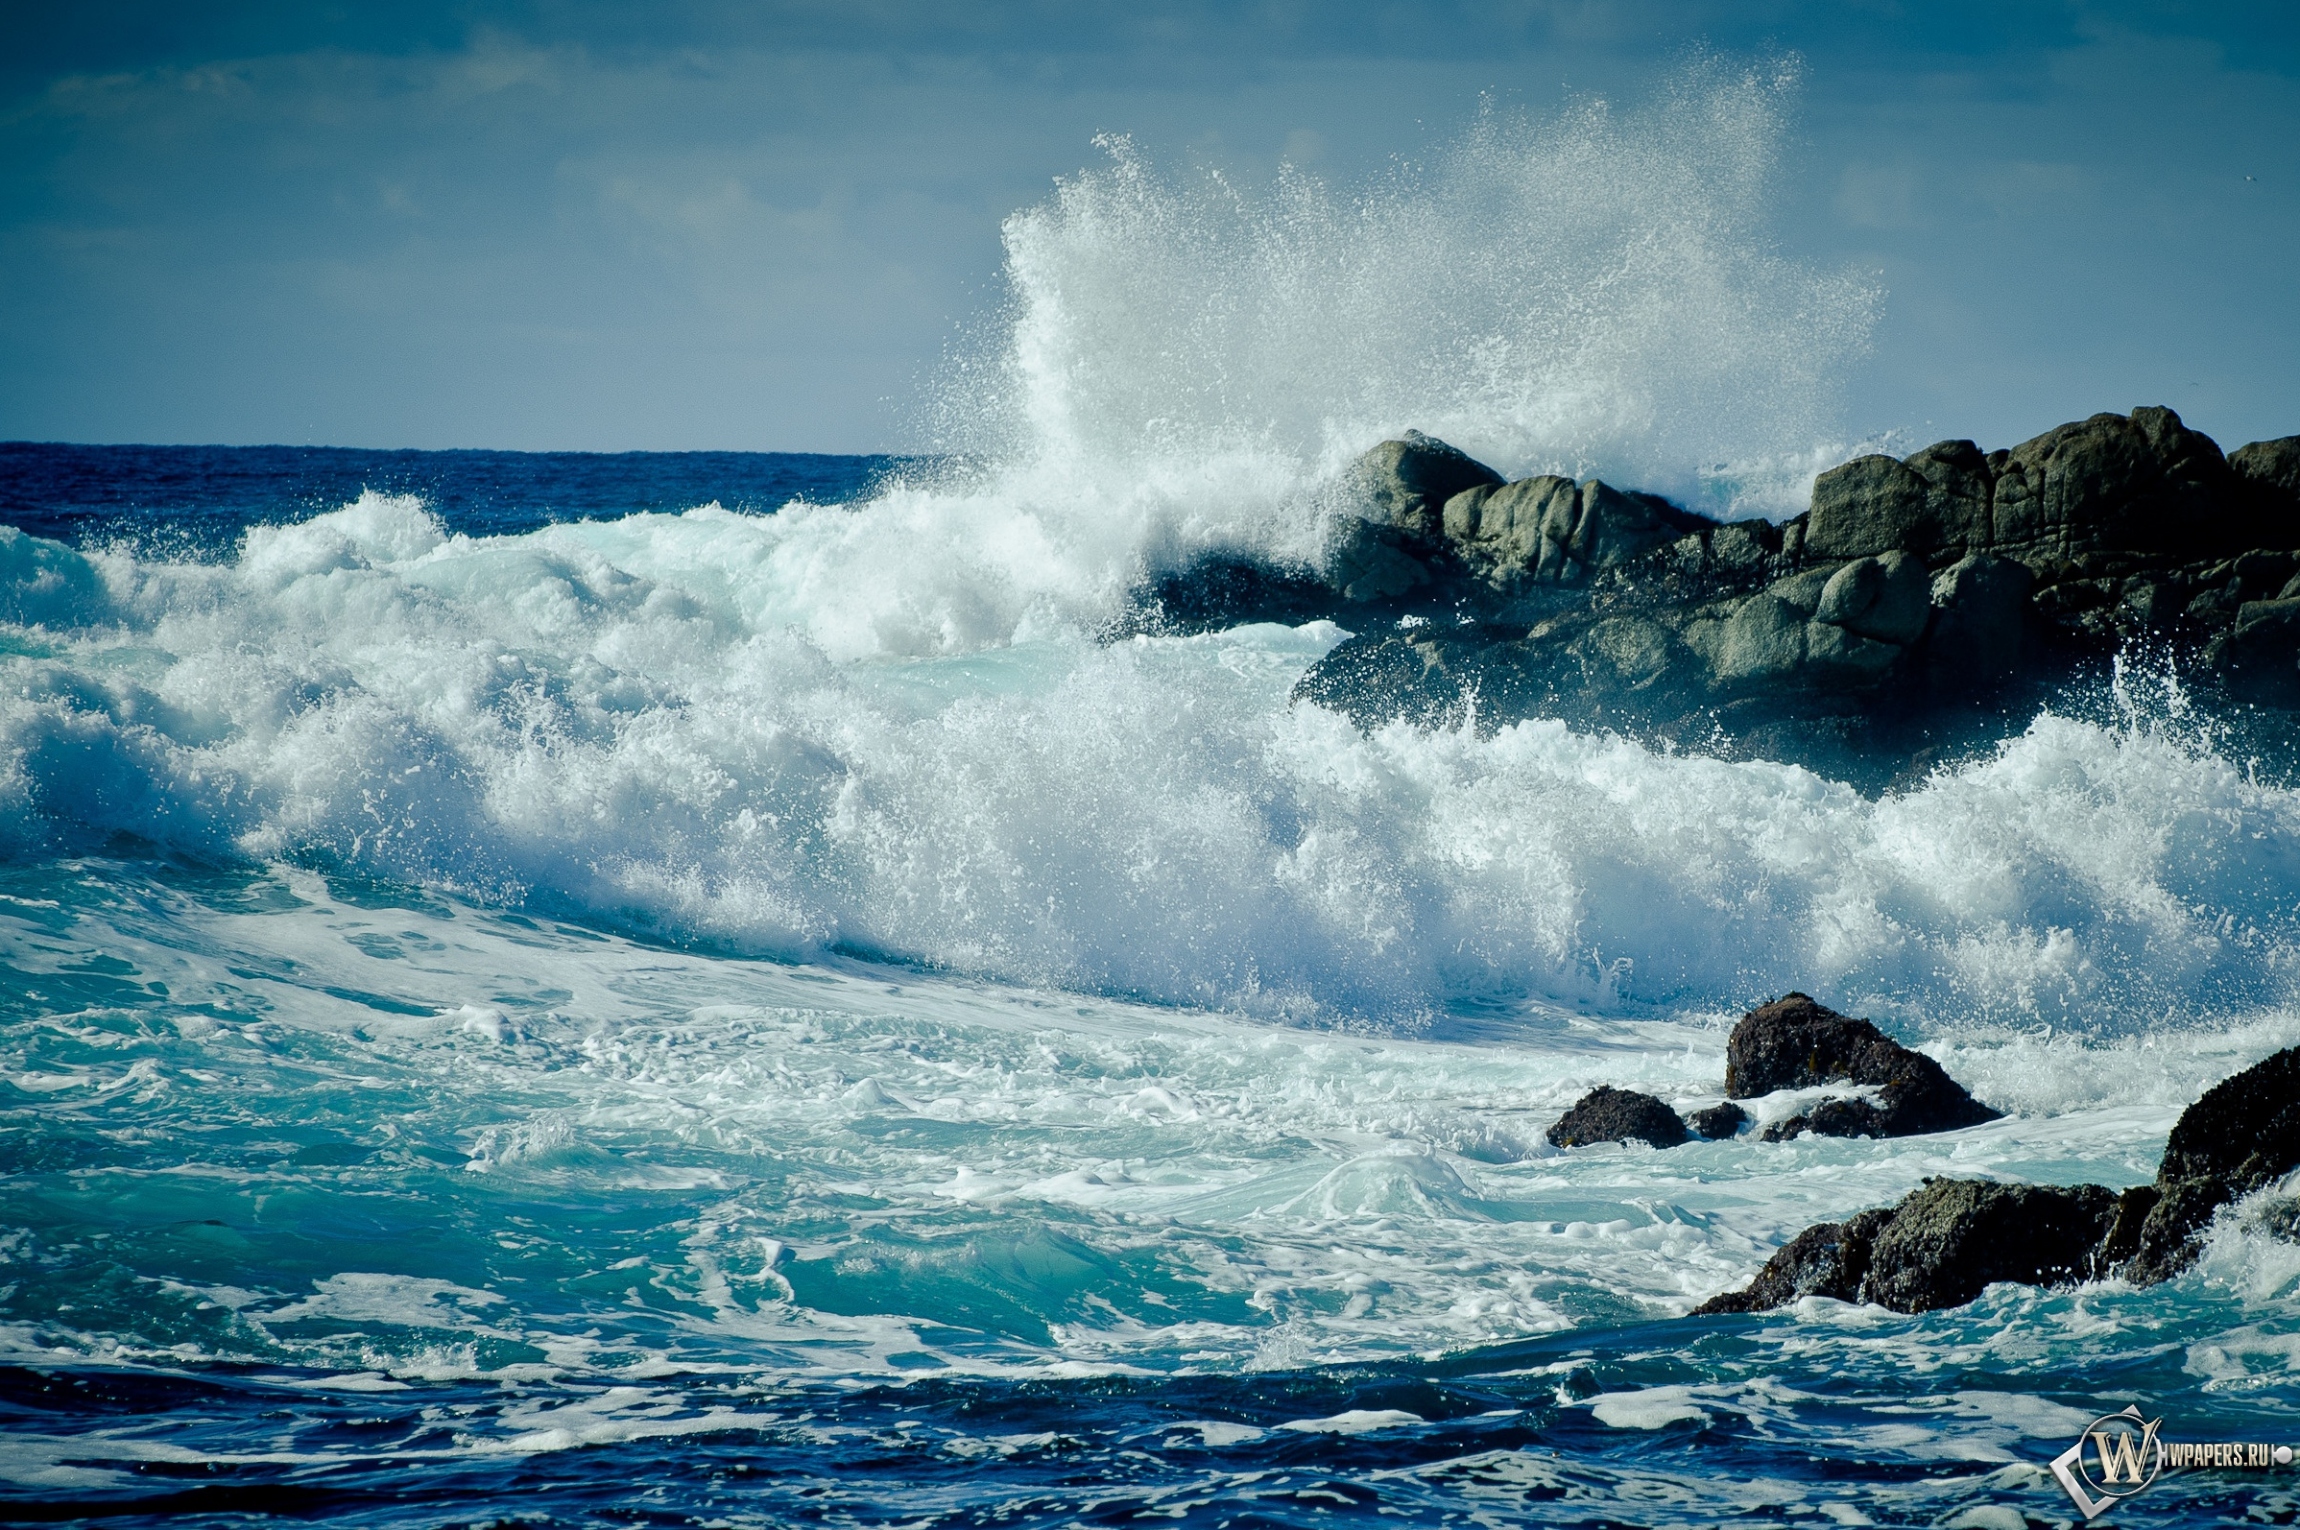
[2092,1418,2161,1485]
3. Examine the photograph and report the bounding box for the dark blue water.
[0,441,910,553]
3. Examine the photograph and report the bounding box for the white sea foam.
[5,512,2299,1028]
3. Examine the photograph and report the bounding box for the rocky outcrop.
[1726,993,2002,1140]
[2121,1044,2300,1282]
[1547,1087,1690,1149]
[1117,406,2300,784]
[1695,1043,2300,1317]
[1694,1181,2117,1315]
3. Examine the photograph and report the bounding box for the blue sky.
[2,2,2295,457]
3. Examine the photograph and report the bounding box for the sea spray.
[932,58,1880,521]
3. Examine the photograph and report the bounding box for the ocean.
[6,76,2299,1528]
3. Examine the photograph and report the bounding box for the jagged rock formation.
[1134,408,2300,785]
[1726,993,2002,1140]
[1547,1086,1691,1149]
[1696,1042,2300,1316]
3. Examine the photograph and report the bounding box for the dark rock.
[1228,406,2300,787]
[2124,1044,2300,1283]
[1691,1208,1892,1314]
[1702,1043,2300,1316]
[2095,1185,2162,1268]
[1860,1180,2118,1312]
[1725,993,2002,1138]
[1547,1086,1691,1149]
[1343,431,1504,542]
[2205,598,2300,705]
[1697,1180,2116,1316]
[1925,554,2032,688]
[1689,1101,1750,1140]
[1122,554,1342,636]
[1325,520,1445,603]
[2230,435,2300,504]
[1804,441,1993,563]
[1759,1095,1894,1142]
[1291,627,1543,730]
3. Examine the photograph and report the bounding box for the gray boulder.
[2232,435,2300,504]
[1988,406,2241,564]
[1342,431,1504,542]
[1814,551,1931,645]
[1803,439,1993,563]
[1445,475,1706,590]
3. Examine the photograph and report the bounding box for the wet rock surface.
[1129,406,2300,786]
[1695,1181,2117,1315]
[1697,1042,2300,1315]
[1726,993,2002,1139]
[1689,1102,1750,1140]
[1547,1086,1691,1149]
[2122,1044,2300,1282]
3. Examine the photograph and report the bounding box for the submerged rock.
[1726,993,2002,1139]
[1546,1087,1691,1150]
[1689,1102,1750,1140]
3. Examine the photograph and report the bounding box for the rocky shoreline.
[1539,995,2300,1316]
[1135,406,2300,787]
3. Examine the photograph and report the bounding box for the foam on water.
[4,496,2300,1026]
[3,856,2295,1390]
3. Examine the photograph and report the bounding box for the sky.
[2,1,2296,458]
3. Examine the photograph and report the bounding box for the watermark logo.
[2051,1407,2162,1519]
[2049,1405,2296,1520]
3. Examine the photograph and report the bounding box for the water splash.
[933,59,1879,520]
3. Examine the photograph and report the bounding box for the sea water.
[5,67,2299,1527]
